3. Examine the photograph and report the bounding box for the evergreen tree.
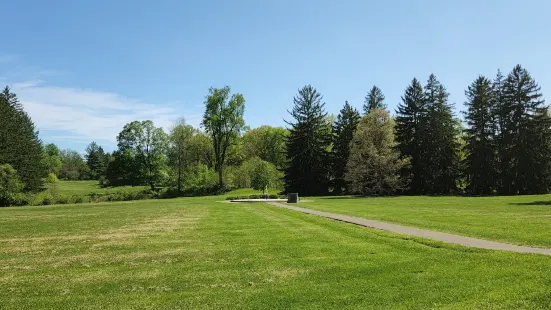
[332,101,361,194]
[284,85,332,195]
[85,142,106,180]
[363,85,386,114]
[497,65,551,194]
[0,86,45,190]
[493,69,509,193]
[394,78,426,193]
[346,109,409,195]
[463,76,498,195]
[422,75,459,194]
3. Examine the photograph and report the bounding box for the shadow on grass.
[509,201,551,206]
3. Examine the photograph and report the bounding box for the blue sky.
[2,0,550,152]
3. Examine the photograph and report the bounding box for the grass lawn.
[44,180,148,196]
[301,195,551,248]
[1,197,551,308]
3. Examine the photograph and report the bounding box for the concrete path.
[267,202,551,256]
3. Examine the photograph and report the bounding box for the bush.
[54,195,71,205]
[71,195,84,204]
[0,164,24,207]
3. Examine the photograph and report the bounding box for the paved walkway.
[267,202,551,256]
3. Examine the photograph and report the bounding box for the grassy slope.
[44,180,148,196]
[301,195,551,248]
[1,197,551,309]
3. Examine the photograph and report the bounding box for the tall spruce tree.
[422,75,459,194]
[463,76,498,195]
[395,78,426,193]
[332,101,361,194]
[363,85,386,114]
[284,85,332,195]
[85,141,106,180]
[497,65,551,194]
[0,86,45,191]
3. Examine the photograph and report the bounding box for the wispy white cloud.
[11,81,202,147]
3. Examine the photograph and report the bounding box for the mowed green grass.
[1,197,551,308]
[302,195,551,248]
[44,180,148,196]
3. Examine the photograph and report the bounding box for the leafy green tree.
[497,65,551,194]
[346,109,408,195]
[251,160,279,192]
[394,78,426,193]
[463,76,498,195]
[187,131,215,168]
[332,101,361,194]
[284,85,332,195]
[242,126,288,168]
[85,142,107,180]
[169,120,194,195]
[0,164,23,207]
[117,120,169,190]
[363,85,386,114]
[42,143,62,175]
[421,74,460,194]
[0,86,46,190]
[59,149,89,180]
[45,173,59,196]
[202,86,246,188]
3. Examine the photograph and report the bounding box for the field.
[1,193,551,308]
[302,195,551,248]
[43,180,148,196]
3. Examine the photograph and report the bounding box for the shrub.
[0,164,24,207]
[54,195,71,204]
[71,195,84,204]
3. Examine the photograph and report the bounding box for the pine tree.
[0,86,45,191]
[346,109,409,195]
[422,75,459,194]
[85,142,106,180]
[284,85,332,195]
[492,69,507,193]
[498,65,551,194]
[463,76,498,195]
[363,86,386,114]
[395,78,425,193]
[332,101,361,194]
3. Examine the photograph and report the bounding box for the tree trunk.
[177,152,182,195]
[218,167,224,189]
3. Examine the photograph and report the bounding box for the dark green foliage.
[85,142,107,180]
[395,78,426,194]
[496,65,551,194]
[284,85,332,196]
[332,101,361,194]
[463,76,498,195]
[115,120,169,190]
[363,85,386,114]
[0,86,46,191]
[421,74,460,194]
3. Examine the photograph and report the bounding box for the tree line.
[285,64,551,196]
[1,64,550,206]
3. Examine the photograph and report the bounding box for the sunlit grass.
[1,196,550,308]
[302,194,551,248]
